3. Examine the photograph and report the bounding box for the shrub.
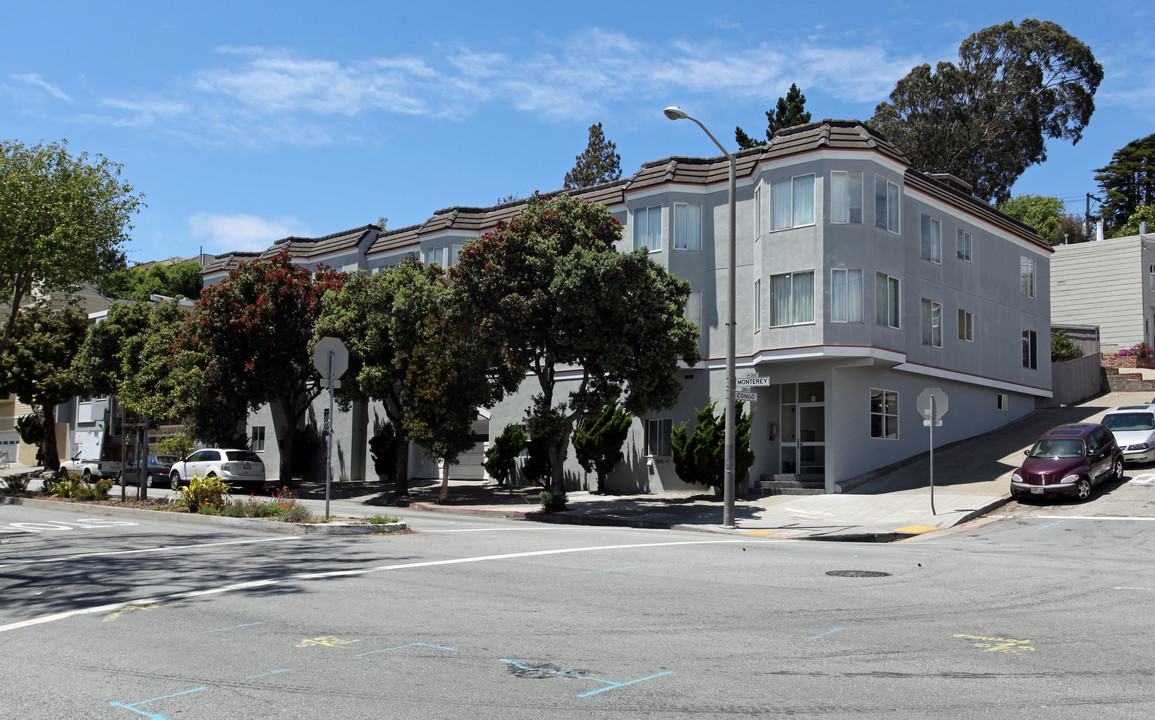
[44,474,112,500]
[671,401,755,491]
[483,423,526,486]
[368,425,399,482]
[1115,341,1154,360]
[1,475,30,495]
[1051,329,1083,362]
[176,475,233,513]
[539,490,567,513]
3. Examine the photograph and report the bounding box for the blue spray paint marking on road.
[1037,519,1067,530]
[810,628,845,640]
[356,642,457,657]
[110,686,206,718]
[204,621,264,633]
[562,566,639,576]
[246,669,291,679]
[500,658,673,697]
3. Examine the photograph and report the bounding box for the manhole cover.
[826,570,891,578]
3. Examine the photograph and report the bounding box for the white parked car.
[169,448,266,490]
[59,453,121,479]
[1101,405,1155,464]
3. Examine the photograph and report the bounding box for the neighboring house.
[205,119,1052,493]
[1051,228,1155,354]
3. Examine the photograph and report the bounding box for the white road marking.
[0,538,772,634]
[1036,515,1155,522]
[0,536,305,568]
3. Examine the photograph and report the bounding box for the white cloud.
[10,72,71,101]
[187,212,307,252]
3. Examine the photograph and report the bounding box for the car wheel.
[145,476,155,488]
[82,468,91,478]
[170,472,181,490]
[1076,477,1093,501]
[1112,457,1124,481]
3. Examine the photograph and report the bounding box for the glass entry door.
[780,382,825,475]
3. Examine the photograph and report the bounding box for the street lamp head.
[663,106,689,121]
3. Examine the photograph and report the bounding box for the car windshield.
[1102,413,1155,432]
[226,450,262,463]
[1029,438,1086,458]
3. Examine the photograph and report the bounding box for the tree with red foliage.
[180,251,346,482]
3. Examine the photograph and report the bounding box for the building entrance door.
[780,381,825,475]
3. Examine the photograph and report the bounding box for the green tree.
[451,193,701,504]
[1113,205,1155,238]
[1097,135,1155,233]
[563,122,622,190]
[1051,329,1083,362]
[735,83,812,149]
[100,261,203,301]
[483,423,527,487]
[182,251,346,481]
[388,260,493,502]
[0,140,143,355]
[573,401,632,493]
[0,306,88,469]
[870,19,1102,203]
[997,195,1066,244]
[314,260,427,497]
[671,401,755,492]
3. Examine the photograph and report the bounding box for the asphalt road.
[2,496,1154,719]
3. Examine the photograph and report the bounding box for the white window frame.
[997,393,1009,411]
[875,272,900,329]
[769,271,815,327]
[645,418,673,457]
[633,205,662,252]
[1020,256,1036,298]
[957,229,972,262]
[250,426,266,452]
[831,170,863,224]
[920,214,942,263]
[922,298,942,348]
[754,184,763,240]
[875,176,900,234]
[770,173,816,231]
[673,203,702,251]
[831,268,863,323]
[753,278,761,333]
[423,246,445,267]
[870,388,899,440]
[958,308,973,342]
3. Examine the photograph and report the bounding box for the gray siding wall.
[1052,237,1143,352]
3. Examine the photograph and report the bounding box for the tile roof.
[259,224,379,262]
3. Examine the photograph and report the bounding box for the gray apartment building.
[205,119,1052,494]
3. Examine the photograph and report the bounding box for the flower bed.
[1104,342,1155,369]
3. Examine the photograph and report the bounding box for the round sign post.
[917,388,949,515]
[314,337,349,519]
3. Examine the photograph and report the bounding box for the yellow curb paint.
[102,604,159,623]
[1113,586,1154,590]
[740,530,791,538]
[893,525,938,534]
[296,636,359,648]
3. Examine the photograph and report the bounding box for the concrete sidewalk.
[402,388,1152,541]
[4,389,1148,541]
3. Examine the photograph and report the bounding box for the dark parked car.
[1011,423,1123,501]
[118,454,180,488]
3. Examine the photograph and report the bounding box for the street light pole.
[664,106,738,528]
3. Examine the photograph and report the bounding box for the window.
[423,246,445,266]
[673,203,702,250]
[997,393,1009,411]
[920,214,941,263]
[870,389,898,439]
[1020,257,1036,297]
[770,271,814,326]
[250,426,266,452]
[685,290,702,346]
[753,278,761,333]
[771,174,815,230]
[645,418,673,457]
[831,268,863,323]
[875,176,900,233]
[875,273,900,329]
[1022,329,1038,369]
[634,205,662,251]
[957,229,972,262]
[449,244,464,267]
[754,184,763,239]
[831,170,863,224]
[958,309,973,342]
[921,299,942,347]
[1149,264,1155,292]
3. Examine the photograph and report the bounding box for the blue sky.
[3,1,1152,264]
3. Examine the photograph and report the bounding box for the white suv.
[169,448,266,490]
[1101,405,1155,464]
